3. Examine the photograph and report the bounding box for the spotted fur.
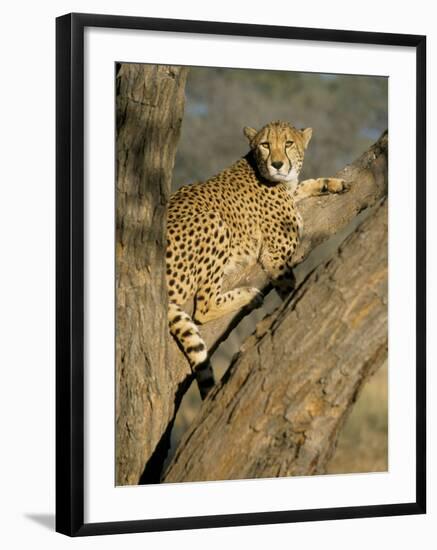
[166,121,346,398]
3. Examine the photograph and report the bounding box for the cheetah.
[166,121,346,399]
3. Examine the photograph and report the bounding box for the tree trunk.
[115,64,188,485]
[163,200,388,482]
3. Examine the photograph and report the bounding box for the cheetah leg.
[168,302,215,399]
[294,177,348,203]
[192,218,263,324]
[194,283,263,325]
[260,252,296,300]
[273,270,296,300]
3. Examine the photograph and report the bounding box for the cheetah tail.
[168,302,215,400]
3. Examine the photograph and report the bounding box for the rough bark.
[115,64,188,485]
[163,200,388,482]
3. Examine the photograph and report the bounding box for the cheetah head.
[244,121,312,184]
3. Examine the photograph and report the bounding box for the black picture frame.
[56,12,426,537]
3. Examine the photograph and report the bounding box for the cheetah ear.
[301,127,313,149]
[243,126,258,143]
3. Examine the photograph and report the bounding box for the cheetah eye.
[285,140,294,148]
[260,142,270,149]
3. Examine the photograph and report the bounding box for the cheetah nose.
[271,161,283,170]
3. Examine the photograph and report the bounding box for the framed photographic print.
[56,12,426,536]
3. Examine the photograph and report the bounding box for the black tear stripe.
[285,149,293,171]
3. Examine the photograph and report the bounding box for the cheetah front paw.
[322,177,349,194]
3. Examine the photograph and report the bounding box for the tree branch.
[115,64,188,485]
